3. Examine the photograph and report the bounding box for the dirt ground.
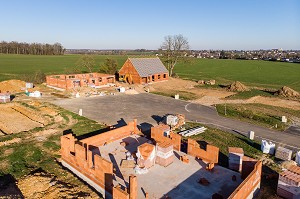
[0,102,52,135]
[146,77,300,110]
[17,171,99,199]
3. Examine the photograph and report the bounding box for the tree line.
[0,41,65,55]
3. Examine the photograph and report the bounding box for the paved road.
[53,93,300,151]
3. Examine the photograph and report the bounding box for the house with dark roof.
[119,57,169,84]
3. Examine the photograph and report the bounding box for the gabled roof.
[129,57,168,77]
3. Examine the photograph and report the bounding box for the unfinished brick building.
[119,57,169,84]
[46,73,115,90]
[60,120,262,199]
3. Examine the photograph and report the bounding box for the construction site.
[0,58,300,198]
[60,118,263,199]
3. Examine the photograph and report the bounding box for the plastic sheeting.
[261,140,275,155]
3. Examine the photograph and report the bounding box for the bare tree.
[160,34,189,76]
[76,54,95,73]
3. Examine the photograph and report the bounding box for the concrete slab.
[95,135,242,199]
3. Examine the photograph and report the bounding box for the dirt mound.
[276,86,299,98]
[17,172,97,198]
[0,79,26,93]
[227,81,250,92]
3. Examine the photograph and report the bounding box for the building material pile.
[277,165,300,199]
[155,141,174,167]
[0,93,10,103]
[276,86,300,98]
[136,143,156,169]
[228,147,244,172]
[275,146,293,161]
[179,126,207,137]
[261,140,275,155]
[227,81,250,92]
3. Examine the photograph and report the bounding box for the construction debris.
[227,81,250,92]
[180,155,189,164]
[198,178,210,186]
[276,86,300,98]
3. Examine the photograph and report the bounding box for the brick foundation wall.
[187,139,219,164]
[60,120,139,196]
[228,160,262,199]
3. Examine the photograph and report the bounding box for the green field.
[175,58,300,91]
[0,54,127,81]
[0,54,299,91]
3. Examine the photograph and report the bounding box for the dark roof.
[129,58,168,77]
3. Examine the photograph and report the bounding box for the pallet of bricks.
[155,141,174,167]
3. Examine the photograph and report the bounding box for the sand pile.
[0,79,26,93]
[276,86,299,98]
[227,81,250,92]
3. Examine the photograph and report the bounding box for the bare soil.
[17,172,99,199]
[147,78,300,110]
[0,103,52,134]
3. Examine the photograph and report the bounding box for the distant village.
[66,48,300,63]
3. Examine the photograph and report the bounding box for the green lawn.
[174,58,300,92]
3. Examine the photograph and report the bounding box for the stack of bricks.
[155,141,174,167]
[275,146,293,161]
[228,147,244,173]
[277,165,300,199]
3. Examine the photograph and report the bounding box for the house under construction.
[60,119,262,199]
[46,73,115,90]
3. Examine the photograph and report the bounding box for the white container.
[29,91,41,97]
[174,94,179,99]
[75,92,80,98]
[26,82,34,88]
[261,140,276,155]
[281,116,287,123]
[296,151,300,165]
[119,87,125,92]
[248,131,255,140]
[78,109,83,116]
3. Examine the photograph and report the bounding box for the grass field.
[1,54,299,91]
[0,54,127,81]
[175,58,300,91]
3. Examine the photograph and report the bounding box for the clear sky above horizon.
[1,0,299,50]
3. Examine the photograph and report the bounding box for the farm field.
[0,54,299,91]
[175,58,300,91]
[0,54,127,81]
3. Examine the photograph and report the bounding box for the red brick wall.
[46,73,115,89]
[151,126,181,151]
[81,120,138,146]
[228,160,262,199]
[60,120,139,194]
[187,139,219,164]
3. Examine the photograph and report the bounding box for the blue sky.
[1,0,299,50]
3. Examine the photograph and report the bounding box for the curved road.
[53,93,300,151]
